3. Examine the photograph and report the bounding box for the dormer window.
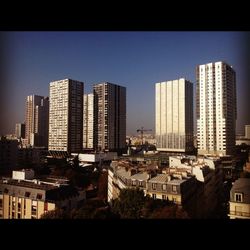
[235,193,243,202]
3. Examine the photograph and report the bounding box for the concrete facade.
[155,78,193,153]
[49,79,83,153]
[93,82,126,153]
[196,62,237,156]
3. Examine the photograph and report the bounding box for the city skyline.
[1,32,249,135]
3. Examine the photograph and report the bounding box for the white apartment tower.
[25,95,49,147]
[245,125,250,139]
[93,82,126,153]
[49,79,83,153]
[196,61,236,156]
[83,93,94,149]
[155,78,193,152]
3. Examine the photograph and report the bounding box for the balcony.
[229,211,250,218]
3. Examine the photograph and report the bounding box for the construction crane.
[136,127,152,145]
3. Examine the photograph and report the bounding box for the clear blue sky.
[1,32,249,135]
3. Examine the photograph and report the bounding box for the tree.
[111,188,145,219]
[40,209,69,219]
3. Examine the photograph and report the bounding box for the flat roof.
[0,179,57,191]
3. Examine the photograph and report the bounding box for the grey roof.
[168,179,187,185]
[148,174,169,183]
[231,178,250,204]
[131,172,148,181]
[116,168,132,179]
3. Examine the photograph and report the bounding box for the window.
[25,192,30,197]
[235,193,243,202]
[139,181,143,187]
[152,183,157,190]
[36,193,43,200]
[162,195,166,200]
[132,180,136,186]
[162,184,167,191]
[32,200,37,216]
[172,185,177,192]
[152,194,156,200]
[44,202,48,212]
[0,199,2,208]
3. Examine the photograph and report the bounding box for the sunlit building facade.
[196,61,236,155]
[155,78,193,152]
[49,79,83,153]
[83,93,94,149]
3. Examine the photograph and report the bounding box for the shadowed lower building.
[228,178,250,219]
[155,78,194,153]
[0,178,79,219]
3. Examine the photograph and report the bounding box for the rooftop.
[148,174,170,183]
[231,178,250,204]
[0,179,57,191]
[131,172,149,181]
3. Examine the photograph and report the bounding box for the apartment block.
[0,172,79,219]
[155,78,193,153]
[83,93,94,149]
[93,82,126,153]
[25,95,49,147]
[49,79,83,153]
[229,178,250,219]
[196,62,237,156]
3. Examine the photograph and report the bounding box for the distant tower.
[93,82,126,153]
[49,79,83,153]
[245,125,250,139]
[155,78,194,153]
[83,93,94,149]
[15,123,25,139]
[196,61,237,155]
[25,95,49,147]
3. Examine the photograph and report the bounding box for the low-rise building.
[228,178,250,219]
[0,137,18,168]
[108,155,224,218]
[0,172,79,219]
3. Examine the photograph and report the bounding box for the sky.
[1,31,249,136]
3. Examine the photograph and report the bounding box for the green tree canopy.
[111,188,145,219]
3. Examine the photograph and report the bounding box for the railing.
[229,211,250,217]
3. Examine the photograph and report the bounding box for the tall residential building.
[15,123,25,139]
[93,82,126,153]
[83,93,94,149]
[25,95,49,147]
[245,125,250,139]
[49,79,83,153]
[196,61,237,156]
[155,78,193,152]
